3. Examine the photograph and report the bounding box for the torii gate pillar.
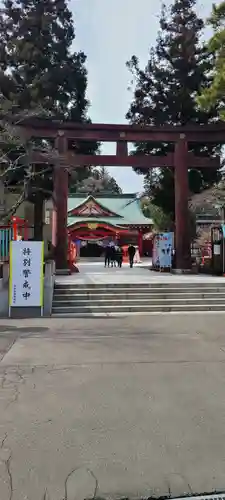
[174,135,191,271]
[54,133,69,274]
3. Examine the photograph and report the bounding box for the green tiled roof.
[67,194,152,227]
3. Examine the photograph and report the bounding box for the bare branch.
[0,103,57,223]
[0,191,25,224]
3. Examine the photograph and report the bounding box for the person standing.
[110,245,116,267]
[128,244,136,268]
[104,244,111,267]
[117,246,123,268]
[134,245,141,264]
[171,248,176,269]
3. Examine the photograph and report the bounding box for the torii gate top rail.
[17,118,225,143]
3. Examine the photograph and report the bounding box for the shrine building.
[67,194,153,258]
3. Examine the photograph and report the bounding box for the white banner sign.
[9,241,44,308]
[153,232,174,268]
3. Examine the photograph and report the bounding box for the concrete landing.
[55,261,225,286]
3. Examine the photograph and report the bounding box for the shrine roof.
[67,193,153,226]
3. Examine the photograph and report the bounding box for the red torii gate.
[18,119,224,273]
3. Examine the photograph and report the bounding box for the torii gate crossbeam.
[17,119,225,273]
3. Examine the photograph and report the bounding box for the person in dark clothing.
[171,248,176,269]
[128,244,136,268]
[117,246,123,268]
[110,245,116,267]
[104,245,111,267]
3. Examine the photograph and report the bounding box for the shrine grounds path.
[1,314,225,499]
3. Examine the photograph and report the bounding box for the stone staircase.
[52,281,225,316]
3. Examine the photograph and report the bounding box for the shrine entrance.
[17,119,224,274]
[67,194,151,260]
[79,242,104,258]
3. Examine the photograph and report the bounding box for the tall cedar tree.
[197,1,225,119]
[126,0,221,218]
[0,0,98,238]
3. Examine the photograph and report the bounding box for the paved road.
[0,315,225,499]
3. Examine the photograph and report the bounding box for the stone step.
[53,291,225,301]
[51,311,225,317]
[54,282,225,290]
[52,299,225,310]
[52,303,225,315]
[52,279,225,316]
[52,297,225,307]
[54,286,225,296]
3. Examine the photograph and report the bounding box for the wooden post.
[12,217,17,240]
[33,193,44,241]
[51,206,57,248]
[138,230,143,257]
[174,135,191,270]
[54,133,69,273]
[116,141,128,157]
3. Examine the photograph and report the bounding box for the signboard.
[152,232,174,269]
[9,241,44,309]
[214,244,221,255]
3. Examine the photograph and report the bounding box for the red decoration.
[11,216,28,241]
[69,222,130,241]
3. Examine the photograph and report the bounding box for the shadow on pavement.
[0,326,50,334]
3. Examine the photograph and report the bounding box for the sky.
[71,0,214,193]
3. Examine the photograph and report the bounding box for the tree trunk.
[33,194,44,241]
[0,181,4,209]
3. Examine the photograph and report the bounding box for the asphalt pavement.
[0,315,225,499]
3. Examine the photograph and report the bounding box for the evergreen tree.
[141,197,173,231]
[0,0,98,237]
[73,167,122,195]
[126,0,221,218]
[197,2,225,119]
[0,0,89,116]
